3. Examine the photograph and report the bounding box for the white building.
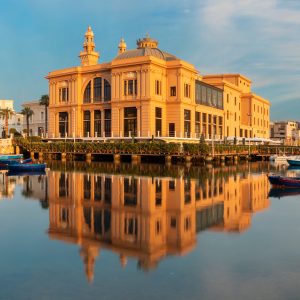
[270,120,300,145]
[0,100,24,135]
[22,100,48,136]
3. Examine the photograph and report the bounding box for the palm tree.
[39,94,49,136]
[21,107,34,137]
[0,107,14,137]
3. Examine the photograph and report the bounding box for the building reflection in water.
[44,166,270,282]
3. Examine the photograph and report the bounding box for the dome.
[114,47,178,61]
[114,35,178,62]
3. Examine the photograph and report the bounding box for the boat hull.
[287,159,300,166]
[268,175,300,188]
[8,163,46,172]
[0,154,23,160]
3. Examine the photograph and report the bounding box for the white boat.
[269,155,290,163]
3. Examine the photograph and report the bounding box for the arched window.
[94,77,102,102]
[83,77,111,102]
[83,82,91,103]
[104,79,111,101]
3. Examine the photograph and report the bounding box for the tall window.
[94,77,102,102]
[59,112,68,137]
[184,109,191,138]
[170,86,176,96]
[59,87,69,102]
[195,112,200,137]
[124,107,137,137]
[83,174,91,200]
[83,111,91,137]
[94,110,101,137]
[184,83,191,98]
[155,107,162,136]
[94,176,102,201]
[124,79,137,96]
[104,79,111,101]
[104,109,111,137]
[202,113,207,137]
[155,80,162,95]
[124,178,137,206]
[59,173,68,197]
[83,82,91,103]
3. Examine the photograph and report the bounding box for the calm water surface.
[0,161,300,300]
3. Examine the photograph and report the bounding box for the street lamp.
[247,113,252,156]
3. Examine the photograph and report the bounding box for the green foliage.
[13,138,300,157]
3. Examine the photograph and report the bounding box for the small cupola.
[79,26,99,66]
[136,34,158,49]
[118,38,127,54]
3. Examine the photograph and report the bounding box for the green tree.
[21,107,34,137]
[39,94,49,135]
[0,107,14,137]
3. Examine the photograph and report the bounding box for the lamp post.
[247,113,252,156]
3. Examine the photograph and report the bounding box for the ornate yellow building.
[46,26,270,140]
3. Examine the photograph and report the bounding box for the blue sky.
[0,0,299,120]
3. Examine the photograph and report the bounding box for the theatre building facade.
[47,27,270,140]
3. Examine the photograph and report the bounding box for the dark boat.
[7,163,46,172]
[269,187,300,198]
[7,170,46,177]
[268,174,300,188]
[0,158,33,169]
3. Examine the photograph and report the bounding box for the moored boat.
[0,154,23,160]
[268,174,300,188]
[287,157,300,166]
[0,158,33,169]
[7,163,46,172]
[7,170,46,177]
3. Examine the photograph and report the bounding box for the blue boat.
[7,170,46,177]
[0,154,23,160]
[268,174,300,188]
[287,158,300,166]
[0,158,33,169]
[8,163,46,172]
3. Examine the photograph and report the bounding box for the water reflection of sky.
[0,162,300,300]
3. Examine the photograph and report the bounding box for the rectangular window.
[195,111,200,137]
[170,217,176,228]
[59,112,68,137]
[184,109,191,138]
[41,111,44,121]
[155,107,162,137]
[83,110,91,137]
[184,83,191,98]
[155,80,162,95]
[155,180,162,206]
[170,86,176,96]
[124,107,137,137]
[104,109,111,137]
[124,79,137,96]
[94,110,101,137]
[59,87,69,102]
[83,174,91,200]
[59,173,68,197]
[94,176,101,201]
[169,180,175,191]
[124,178,137,206]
